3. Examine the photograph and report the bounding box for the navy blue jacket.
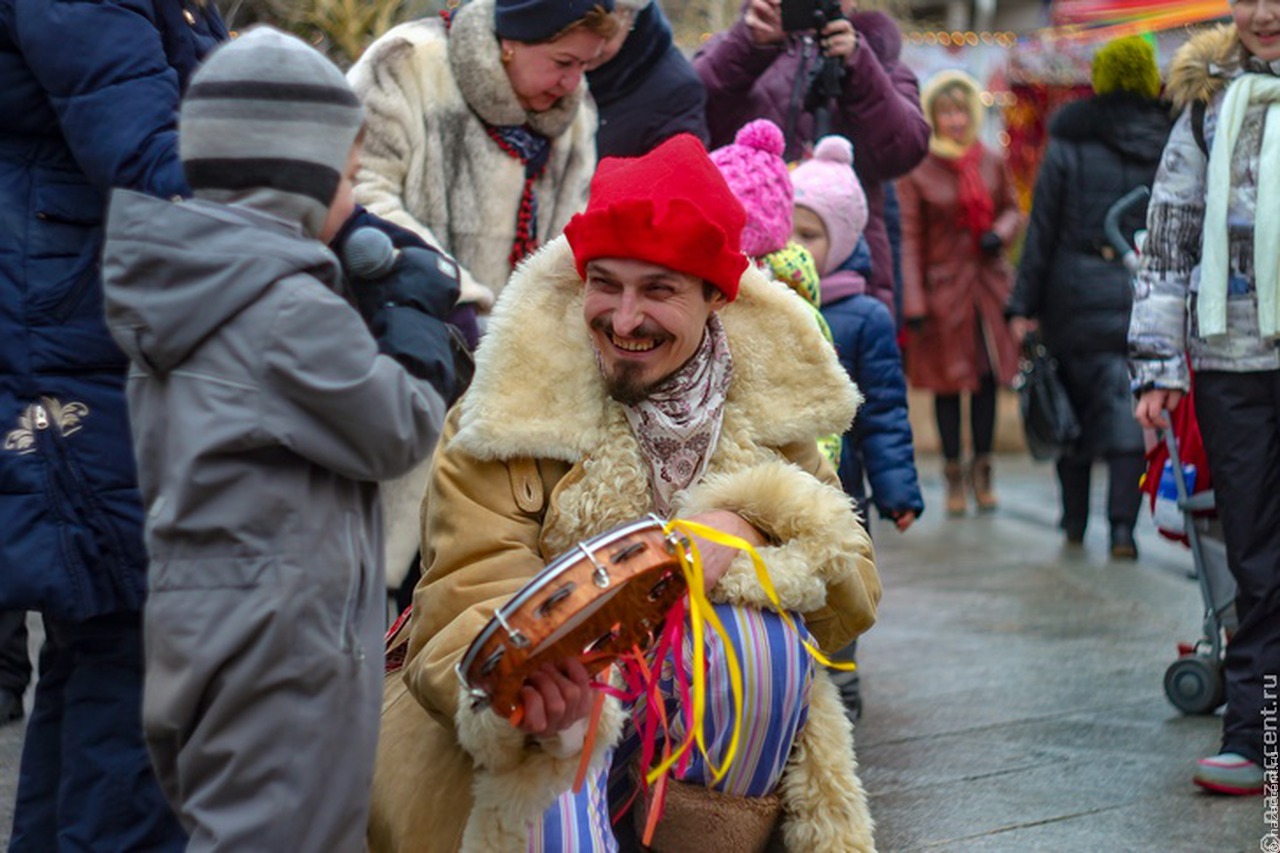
[0,0,226,620]
[821,292,924,520]
[586,3,708,157]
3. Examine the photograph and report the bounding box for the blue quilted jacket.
[821,291,924,521]
[0,0,225,619]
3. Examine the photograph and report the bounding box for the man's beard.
[604,361,655,406]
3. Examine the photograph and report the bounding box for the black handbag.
[1013,333,1080,461]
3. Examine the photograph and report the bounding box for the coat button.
[183,8,196,25]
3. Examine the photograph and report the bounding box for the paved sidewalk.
[856,454,1261,852]
[1,455,1265,850]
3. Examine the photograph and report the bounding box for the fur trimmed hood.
[454,236,861,462]
[1049,92,1171,163]
[1167,24,1242,111]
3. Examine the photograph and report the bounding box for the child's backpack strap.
[1190,100,1210,158]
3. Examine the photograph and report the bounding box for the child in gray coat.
[102,29,445,849]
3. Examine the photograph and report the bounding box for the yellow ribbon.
[646,518,855,788]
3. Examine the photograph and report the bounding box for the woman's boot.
[970,455,998,512]
[944,460,967,516]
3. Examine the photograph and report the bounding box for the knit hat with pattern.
[789,136,868,275]
[179,27,364,238]
[710,119,794,258]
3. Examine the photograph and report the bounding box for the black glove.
[979,231,1003,257]
[340,232,471,404]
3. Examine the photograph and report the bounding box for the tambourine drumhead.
[458,516,687,716]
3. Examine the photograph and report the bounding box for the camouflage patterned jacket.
[1129,24,1280,391]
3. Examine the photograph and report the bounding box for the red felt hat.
[564,134,749,301]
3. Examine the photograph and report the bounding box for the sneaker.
[1193,753,1264,795]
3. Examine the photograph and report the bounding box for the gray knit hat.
[179,27,364,238]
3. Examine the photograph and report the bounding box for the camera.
[781,0,844,33]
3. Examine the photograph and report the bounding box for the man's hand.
[513,659,594,738]
[684,510,766,593]
[892,510,916,532]
[1135,388,1185,430]
[744,0,786,44]
[820,17,858,59]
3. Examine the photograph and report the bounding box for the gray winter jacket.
[102,190,444,597]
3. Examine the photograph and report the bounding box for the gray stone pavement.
[0,454,1264,850]
[857,454,1260,852]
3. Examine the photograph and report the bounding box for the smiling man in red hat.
[368,134,881,852]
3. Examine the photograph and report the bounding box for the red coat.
[898,146,1022,393]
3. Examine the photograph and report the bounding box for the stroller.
[1153,424,1237,714]
[1106,188,1237,715]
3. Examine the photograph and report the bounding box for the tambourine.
[457,515,689,718]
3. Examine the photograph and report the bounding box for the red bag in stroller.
[1140,376,1213,545]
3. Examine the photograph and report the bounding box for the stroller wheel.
[1164,654,1226,714]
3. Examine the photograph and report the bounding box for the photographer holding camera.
[694,0,929,319]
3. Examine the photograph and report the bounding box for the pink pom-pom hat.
[790,136,868,276]
[709,119,794,258]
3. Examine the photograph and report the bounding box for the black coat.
[1010,93,1171,354]
[586,3,707,157]
[1008,93,1172,454]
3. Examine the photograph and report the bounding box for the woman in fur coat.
[898,70,1022,517]
[1129,4,1280,797]
[348,0,614,310]
[348,0,616,600]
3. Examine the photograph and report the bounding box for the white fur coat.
[348,0,599,309]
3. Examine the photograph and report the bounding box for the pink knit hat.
[709,119,793,257]
[790,136,868,276]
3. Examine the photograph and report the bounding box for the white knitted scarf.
[1199,72,1280,341]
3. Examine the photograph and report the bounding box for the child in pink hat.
[711,119,840,464]
[790,134,923,724]
[790,135,870,285]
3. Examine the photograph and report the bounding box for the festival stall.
[902,1,1230,207]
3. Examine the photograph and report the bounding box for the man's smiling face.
[583,258,725,405]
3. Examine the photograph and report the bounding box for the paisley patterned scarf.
[620,315,733,517]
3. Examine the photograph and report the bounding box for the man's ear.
[703,281,730,310]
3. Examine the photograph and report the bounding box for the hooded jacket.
[821,284,923,520]
[348,0,598,310]
[694,10,931,318]
[0,0,226,620]
[586,1,709,157]
[1011,93,1172,356]
[1129,24,1280,390]
[368,237,880,852]
[102,190,443,599]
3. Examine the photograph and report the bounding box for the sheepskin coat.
[348,0,598,309]
[368,237,882,852]
[1129,24,1280,391]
